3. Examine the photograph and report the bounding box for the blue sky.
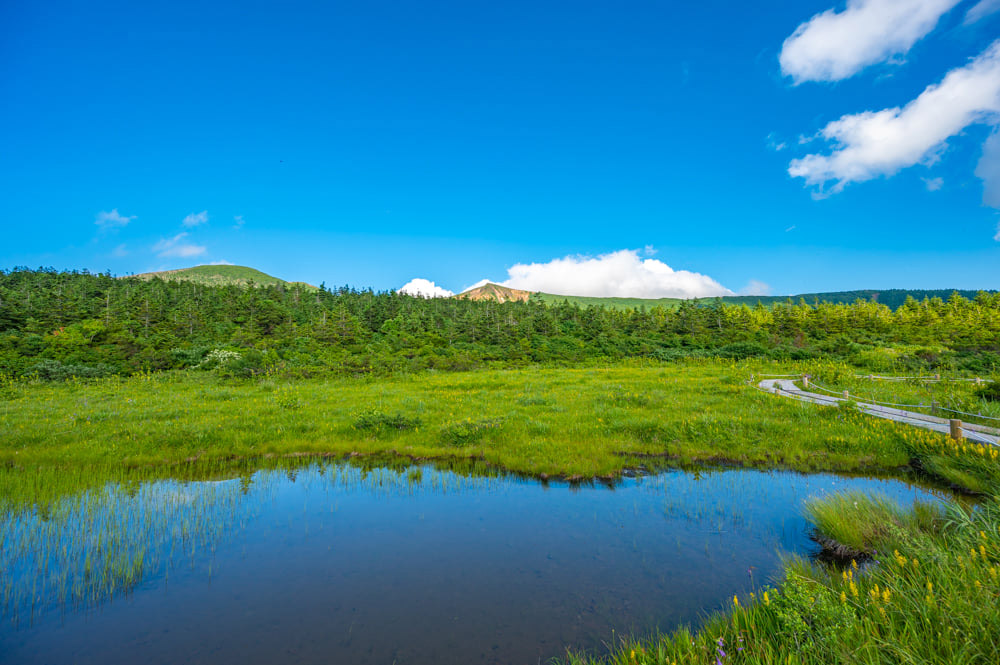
[2,0,999,297]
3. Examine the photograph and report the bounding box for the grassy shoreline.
[1,360,980,505]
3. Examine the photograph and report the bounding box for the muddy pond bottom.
[1,465,947,665]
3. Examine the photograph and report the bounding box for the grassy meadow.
[1,359,980,505]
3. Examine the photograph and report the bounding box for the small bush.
[352,409,421,433]
[975,380,1000,402]
[29,359,114,381]
[440,418,504,446]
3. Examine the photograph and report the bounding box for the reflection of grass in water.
[0,459,512,625]
[0,476,262,626]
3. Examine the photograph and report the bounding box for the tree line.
[1,268,998,378]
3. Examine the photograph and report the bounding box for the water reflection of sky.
[1,464,948,665]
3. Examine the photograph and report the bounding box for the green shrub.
[29,359,115,381]
[352,409,421,433]
[975,380,1000,402]
[439,418,504,446]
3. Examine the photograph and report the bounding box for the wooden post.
[934,373,941,381]
[976,377,983,386]
[843,390,850,400]
[802,375,810,388]
[950,419,963,441]
[931,400,939,416]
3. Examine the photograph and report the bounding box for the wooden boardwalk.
[758,378,1000,447]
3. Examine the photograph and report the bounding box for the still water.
[1,464,946,664]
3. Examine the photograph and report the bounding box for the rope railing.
[937,406,1000,422]
[756,377,999,446]
[855,373,989,384]
[796,377,1000,423]
[805,379,928,409]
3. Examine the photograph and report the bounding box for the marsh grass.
[2,360,992,512]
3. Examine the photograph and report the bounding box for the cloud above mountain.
[494,249,732,298]
[399,278,454,298]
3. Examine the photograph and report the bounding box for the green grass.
[0,361,932,487]
[3,359,997,511]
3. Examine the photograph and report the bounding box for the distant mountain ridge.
[131,265,317,290]
[455,284,995,311]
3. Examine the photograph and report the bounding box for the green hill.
[131,265,317,290]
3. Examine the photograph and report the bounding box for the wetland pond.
[2,463,949,665]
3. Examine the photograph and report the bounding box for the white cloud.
[976,129,1000,207]
[494,249,733,299]
[739,280,772,296]
[995,220,1000,241]
[182,210,209,227]
[965,0,1000,24]
[153,232,206,258]
[399,278,454,298]
[922,176,944,191]
[785,225,797,232]
[233,215,245,230]
[767,132,788,151]
[209,259,234,266]
[780,0,961,83]
[789,40,1000,193]
[112,244,128,258]
[95,209,136,230]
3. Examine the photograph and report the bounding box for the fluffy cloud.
[780,0,960,83]
[976,129,1000,208]
[494,249,733,299]
[995,220,1000,241]
[153,232,206,258]
[399,278,454,298]
[789,40,1000,193]
[922,176,944,191]
[182,210,209,227]
[95,209,136,230]
[209,259,234,266]
[965,0,1000,24]
[738,280,772,296]
[233,215,245,230]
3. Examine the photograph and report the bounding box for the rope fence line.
[794,376,1000,423]
[756,377,1000,447]
[854,374,991,384]
[806,379,927,409]
[936,406,1000,422]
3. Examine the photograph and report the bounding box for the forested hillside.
[1,268,999,378]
